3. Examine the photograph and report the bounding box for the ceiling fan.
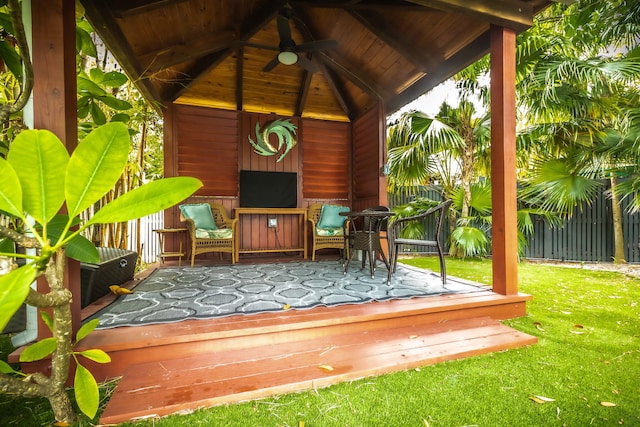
[258,3,337,73]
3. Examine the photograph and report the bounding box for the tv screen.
[239,170,297,208]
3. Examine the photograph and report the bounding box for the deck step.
[100,317,536,424]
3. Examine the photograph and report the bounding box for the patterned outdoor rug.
[88,260,487,329]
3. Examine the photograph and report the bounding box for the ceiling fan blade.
[262,55,280,72]
[294,39,338,53]
[296,55,319,74]
[277,15,293,46]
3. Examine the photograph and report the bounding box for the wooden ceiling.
[81,0,551,122]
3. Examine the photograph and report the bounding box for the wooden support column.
[490,25,518,296]
[31,0,80,334]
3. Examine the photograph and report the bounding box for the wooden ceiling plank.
[386,29,491,113]
[316,51,386,100]
[405,0,534,31]
[141,31,237,74]
[165,3,281,102]
[80,0,163,105]
[347,9,438,72]
[111,0,192,18]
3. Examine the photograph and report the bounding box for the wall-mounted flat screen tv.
[239,170,298,208]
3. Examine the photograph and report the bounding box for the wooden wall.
[352,104,386,211]
[164,103,384,257]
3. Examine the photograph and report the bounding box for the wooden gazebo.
[28,0,553,422]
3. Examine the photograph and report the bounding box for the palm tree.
[386,100,493,257]
[515,0,640,263]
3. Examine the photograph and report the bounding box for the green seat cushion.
[315,227,344,237]
[195,228,233,239]
[318,204,349,229]
[179,204,218,230]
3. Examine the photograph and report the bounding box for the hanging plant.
[248,119,297,162]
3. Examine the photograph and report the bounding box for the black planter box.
[80,247,138,308]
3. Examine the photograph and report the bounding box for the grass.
[1,257,639,426]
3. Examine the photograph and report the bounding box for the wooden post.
[490,25,518,295]
[31,0,80,334]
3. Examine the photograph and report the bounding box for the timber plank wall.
[163,104,385,253]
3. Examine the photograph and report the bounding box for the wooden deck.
[13,257,538,424]
[88,285,534,424]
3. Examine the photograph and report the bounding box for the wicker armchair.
[179,203,238,266]
[307,203,350,261]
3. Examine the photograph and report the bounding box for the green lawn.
[1,257,639,426]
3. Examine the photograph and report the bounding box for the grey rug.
[88,260,486,329]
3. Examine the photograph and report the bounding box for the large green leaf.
[87,177,202,225]
[0,237,15,254]
[74,363,99,419]
[7,130,69,225]
[0,157,23,218]
[64,234,99,263]
[65,123,130,217]
[0,39,22,80]
[0,265,36,332]
[77,75,107,97]
[100,71,128,88]
[77,349,111,364]
[98,94,133,111]
[90,102,107,125]
[76,318,99,342]
[0,360,16,374]
[19,337,57,362]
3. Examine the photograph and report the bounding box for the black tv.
[239,170,298,208]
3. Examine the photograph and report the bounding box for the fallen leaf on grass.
[573,324,584,328]
[533,321,545,332]
[529,395,555,404]
[318,364,334,372]
[299,421,305,427]
[600,401,616,407]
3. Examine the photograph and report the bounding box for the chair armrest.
[181,217,197,236]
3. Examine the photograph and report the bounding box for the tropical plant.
[0,123,201,423]
[515,0,640,263]
[386,101,492,257]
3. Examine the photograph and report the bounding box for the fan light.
[278,51,298,65]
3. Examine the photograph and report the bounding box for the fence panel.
[127,211,164,264]
[389,185,640,264]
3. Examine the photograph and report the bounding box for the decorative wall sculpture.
[248,119,297,162]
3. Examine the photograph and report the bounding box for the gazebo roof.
[80,0,551,122]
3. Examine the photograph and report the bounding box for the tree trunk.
[610,175,626,264]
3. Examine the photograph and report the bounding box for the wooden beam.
[489,25,518,296]
[295,66,313,117]
[236,46,243,111]
[140,31,236,74]
[165,4,279,102]
[405,0,534,31]
[385,30,490,113]
[31,0,81,334]
[315,58,355,119]
[316,51,386,100]
[80,0,163,105]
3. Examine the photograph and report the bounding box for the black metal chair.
[387,200,452,284]
[343,206,392,278]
